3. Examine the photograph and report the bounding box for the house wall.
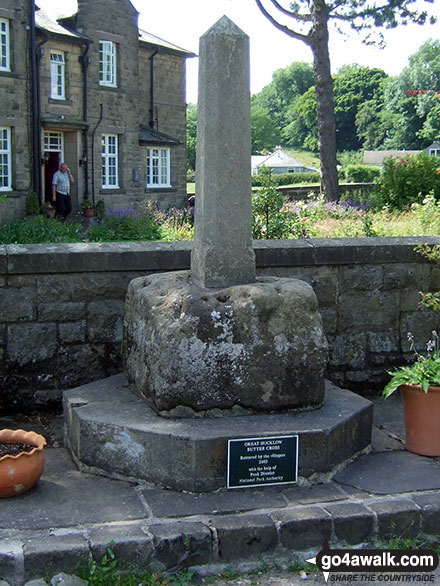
[1,237,439,412]
[0,1,32,213]
[139,47,187,209]
[0,0,189,222]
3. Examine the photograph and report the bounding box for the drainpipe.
[29,0,42,204]
[79,41,91,200]
[149,48,159,129]
[91,103,103,206]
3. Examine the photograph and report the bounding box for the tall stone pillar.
[191,16,256,288]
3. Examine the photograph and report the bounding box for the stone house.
[0,0,193,220]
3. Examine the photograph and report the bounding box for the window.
[43,131,64,154]
[147,148,170,187]
[99,41,116,87]
[0,127,11,191]
[101,134,119,188]
[429,148,440,157]
[50,51,65,99]
[0,18,10,71]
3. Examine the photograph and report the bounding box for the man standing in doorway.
[52,162,74,220]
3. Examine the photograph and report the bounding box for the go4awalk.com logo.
[307,543,439,583]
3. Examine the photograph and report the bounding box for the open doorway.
[44,152,60,203]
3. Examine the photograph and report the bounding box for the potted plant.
[81,199,95,217]
[43,201,55,218]
[0,429,47,497]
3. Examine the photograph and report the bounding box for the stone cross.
[191,16,256,289]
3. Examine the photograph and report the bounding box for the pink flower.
[301,217,307,222]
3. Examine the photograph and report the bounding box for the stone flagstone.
[191,16,256,288]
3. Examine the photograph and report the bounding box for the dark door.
[44,152,60,203]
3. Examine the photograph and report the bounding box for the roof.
[364,150,421,165]
[139,125,180,146]
[35,5,84,40]
[139,29,194,57]
[35,1,193,56]
[254,148,316,170]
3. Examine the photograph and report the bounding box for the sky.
[38,0,440,104]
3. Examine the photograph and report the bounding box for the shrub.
[376,152,440,209]
[95,199,105,220]
[26,192,40,216]
[0,216,83,244]
[344,164,381,183]
[252,171,320,187]
[252,168,294,239]
[86,208,161,242]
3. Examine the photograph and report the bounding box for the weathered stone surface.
[50,573,87,586]
[272,506,332,550]
[149,521,212,568]
[23,535,90,582]
[0,540,21,585]
[64,376,372,492]
[0,287,35,322]
[88,523,153,570]
[369,499,420,539]
[191,16,255,288]
[123,271,328,413]
[212,514,278,562]
[323,502,375,544]
[412,493,440,535]
[7,323,57,365]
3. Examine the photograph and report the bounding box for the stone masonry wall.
[1,237,439,412]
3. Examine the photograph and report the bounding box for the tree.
[251,103,282,152]
[186,103,197,172]
[253,61,314,132]
[255,0,434,201]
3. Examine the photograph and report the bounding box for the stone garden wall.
[1,237,439,412]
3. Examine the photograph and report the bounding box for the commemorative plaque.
[227,435,299,489]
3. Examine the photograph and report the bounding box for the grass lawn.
[283,148,320,170]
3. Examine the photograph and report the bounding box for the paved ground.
[1,394,440,586]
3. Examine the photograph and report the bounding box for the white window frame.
[0,127,11,191]
[50,51,65,99]
[0,18,10,72]
[43,131,64,157]
[429,148,440,157]
[102,134,119,188]
[99,40,117,87]
[147,147,171,188]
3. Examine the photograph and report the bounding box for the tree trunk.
[310,0,339,201]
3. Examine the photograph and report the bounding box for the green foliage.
[81,199,94,210]
[251,171,320,187]
[382,331,440,397]
[86,542,117,584]
[334,64,389,151]
[0,216,83,244]
[251,103,281,153]
[252,168,293,239]
[87,209,161,242]
[95,199,105,220]
[344,164,381,183]
[252,61,314,137]
[25,192,40,216]
[416,243,440,312]
[186,103,197,171]
[376,152,440,209]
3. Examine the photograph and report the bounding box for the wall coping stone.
[1,236,439,276]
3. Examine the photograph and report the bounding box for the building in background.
[0,0,193,220]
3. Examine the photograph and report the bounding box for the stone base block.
[63,374,372,493]
[123,271,328,414]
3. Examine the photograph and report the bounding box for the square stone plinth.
[123,271,328,414]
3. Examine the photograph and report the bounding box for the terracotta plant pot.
[0,429,47,498]
[83,207,94,217]
[400,384,440,456]
[45,208,55,218]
